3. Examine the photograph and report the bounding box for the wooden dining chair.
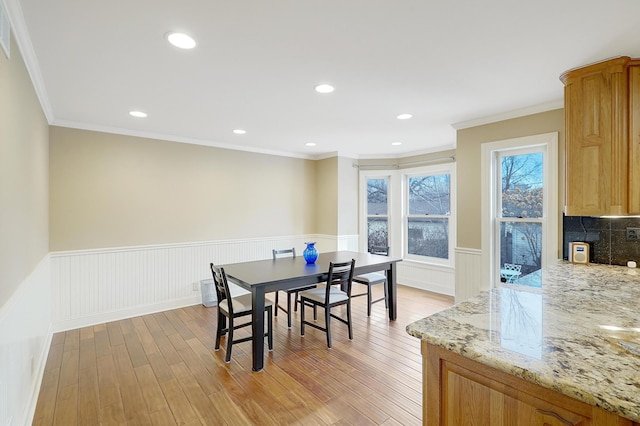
[352,246,389,316]
[272,248,316,328]
[299,259,355,348]
[210,263,273,362]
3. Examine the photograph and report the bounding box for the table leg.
[251,287,266,372]
[387,263,397,320]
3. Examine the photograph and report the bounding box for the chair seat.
[353,272,386,285]
[219,294,273,315]
[300,287,348,304]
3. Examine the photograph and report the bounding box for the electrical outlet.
[626,227,640,241]
[192,282,199,291]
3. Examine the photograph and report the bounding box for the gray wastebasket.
[200,279,217,307]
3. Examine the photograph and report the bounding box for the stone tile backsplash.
[563,215,640,265]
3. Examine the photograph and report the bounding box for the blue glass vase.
[303,242,318,264]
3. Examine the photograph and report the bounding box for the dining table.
[221,250,402,371]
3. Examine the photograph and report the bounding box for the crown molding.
[451,99,563,130]
[4,0,54,123]
[52,119,319,160]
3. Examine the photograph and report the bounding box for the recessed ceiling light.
[397,113,413,120]
[314,84,335,94]
[129,111,147,118]
[166,32,196,49]
[233,129,246,135]
[305,142,317,147]
[391,142,403,146]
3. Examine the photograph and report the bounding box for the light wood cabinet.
[422,342,635,426]
[628,65,640,214]
[561,57,630,216]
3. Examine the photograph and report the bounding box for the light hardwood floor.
[33,285,453,425]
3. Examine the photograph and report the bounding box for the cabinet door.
[424,343,634,426]
[629,65,640,214]
[562,58,628,216]
[443,363,590,426]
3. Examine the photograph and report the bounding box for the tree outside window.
[499,153,543,281]
[367,178,388,251]
[407,174,450,259]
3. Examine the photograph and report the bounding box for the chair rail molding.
[50,234,357,332]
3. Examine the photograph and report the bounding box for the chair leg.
[266,306,273,351]
[384,281,388,308]
[215,313,225,350]
[325,306,332,348]
[300,300,306,336]
[367,284,372,316]
[225,318,234,363]
[274,291,280,316]
[347,301,353,340]
[286,292,293,328]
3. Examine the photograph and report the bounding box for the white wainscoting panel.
[50,234,358,332]
[336,234,359,251]
[397,260,455,296]
[0,255,52,426]
[455,247,483,303]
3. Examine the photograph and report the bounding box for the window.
[481,132,558,289]
[406,173,451,262]
[497,150,543,286]
[359,162,455,267]
[365,177,389,251]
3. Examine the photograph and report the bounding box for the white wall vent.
[0,0,10,59]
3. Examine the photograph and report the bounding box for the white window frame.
[403,164,456,267]
[359,162,456,268]
[359,172,393,253]
[481,132,559,288]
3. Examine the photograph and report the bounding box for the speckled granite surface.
[406,261,640,422]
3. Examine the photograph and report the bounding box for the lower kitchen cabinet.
[422,342,636,426]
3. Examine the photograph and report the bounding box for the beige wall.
[49,127,318,251]
[456,109,564,249]
[0,37,50,306]
[337,156,358,235]
[315,157,338,235]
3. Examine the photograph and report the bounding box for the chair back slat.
[273,248,296,259]
[210,263,233,315]
[325,259,356,299]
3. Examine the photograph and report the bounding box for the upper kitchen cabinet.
[629,64,640,214]
[560,56,640,216]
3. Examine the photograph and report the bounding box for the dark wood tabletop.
[223,250,401,292]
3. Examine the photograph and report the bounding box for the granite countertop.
[406,261,640,422]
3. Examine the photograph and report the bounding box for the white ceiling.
[9,0,640,159]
